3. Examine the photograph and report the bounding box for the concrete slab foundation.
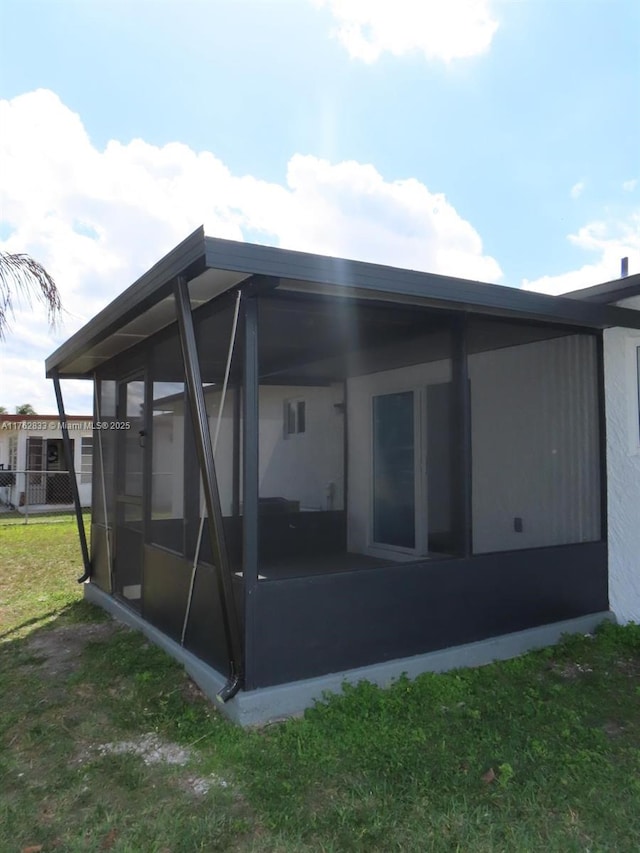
[84,582,615,727]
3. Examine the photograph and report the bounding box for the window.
[284,399,306,436]
[8,435,17,471]
[80,437,93,484]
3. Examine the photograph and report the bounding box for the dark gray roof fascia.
[45,227,207,376]
[47,230,640,378]
[204,237,640,330]
[564,272,640,304]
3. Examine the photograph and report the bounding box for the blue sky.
[0,0,639,412]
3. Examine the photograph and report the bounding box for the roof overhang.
[46,227,640,379]
[564,272,640,305]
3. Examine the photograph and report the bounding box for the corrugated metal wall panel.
[469,333,600,554]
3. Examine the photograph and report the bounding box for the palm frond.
[0,252,63,340]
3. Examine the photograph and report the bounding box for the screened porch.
[46,230,638,697]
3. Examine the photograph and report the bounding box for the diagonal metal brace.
[173,275,244,694]
[51,370,91,582]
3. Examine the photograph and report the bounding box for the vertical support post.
[452,314,473,557]
[596,331,608,547]
[93,377,113,590]
[51,370,91,581]
[173,276,244,695]
[232,383,241,518]
[342,378,349,527]
[242,296,259,690]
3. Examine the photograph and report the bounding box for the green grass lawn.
[0,508,91,527]
[1,519,639,852]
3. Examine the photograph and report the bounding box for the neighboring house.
[45,228,640,725]
[0,415,93,510]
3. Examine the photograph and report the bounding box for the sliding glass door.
[372,390,419,552]
[371,383,455,558]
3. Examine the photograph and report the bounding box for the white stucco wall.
[604,298,640,623]
[258,384,344,511]
[207,383,344,514]
[151,410,186,518]
[150,385,345,518]
[150,391,235,518]
[208,390,237,517]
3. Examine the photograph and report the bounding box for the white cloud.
[522,214,640,295]
[570,181,585,199]
[623,179,637,192]
[0,89,500,413]
[312,0,499,63]
[273,155,502,281]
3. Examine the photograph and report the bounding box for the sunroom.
[46,229,640,724]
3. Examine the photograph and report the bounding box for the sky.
[0,0,639,414]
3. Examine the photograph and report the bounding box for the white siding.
[469,335,601,553]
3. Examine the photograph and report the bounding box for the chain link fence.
[0,470,89,524]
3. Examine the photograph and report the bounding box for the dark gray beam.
[242,296,259,691]
[51,371,91,580]
[452,317,472,557]
[174,275,243,691]
[238,274,280,297]
[596,334,608,545]
[232,382,241,518]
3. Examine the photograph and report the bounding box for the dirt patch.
[602,720,626,738]
[179,773,230,796]
[75,734,232,795]
[615,658,640,677]
[78,733,191,767]
[181,676,206,704]
[24,621,121,678]
[553,662,594,680]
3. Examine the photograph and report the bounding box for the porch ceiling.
[46,227,640,379]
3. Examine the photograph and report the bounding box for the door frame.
[368,385,428,560]
[346,360,453,560]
